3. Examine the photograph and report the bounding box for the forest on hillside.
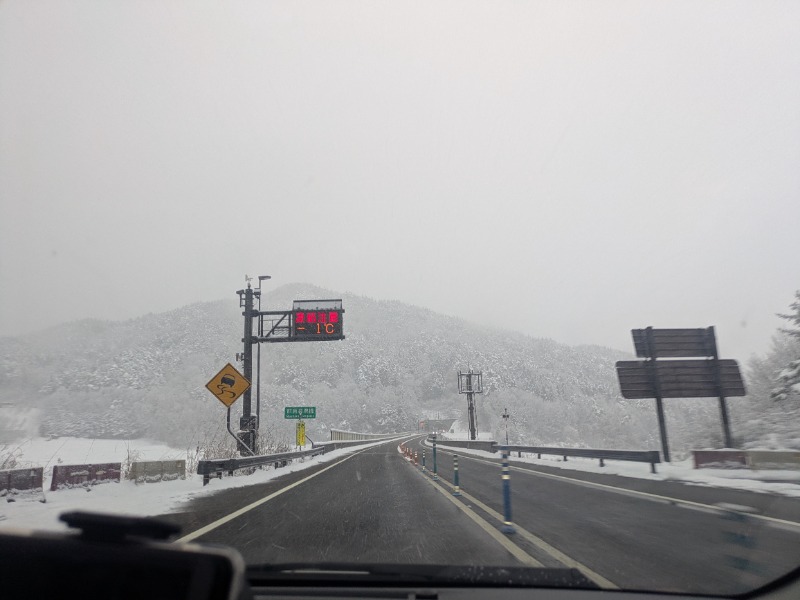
[1,285,797,458]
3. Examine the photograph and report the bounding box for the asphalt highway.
[164,440,524,567]
[413,437,800,595]
[163,436,800,595]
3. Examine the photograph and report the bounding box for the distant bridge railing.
[329,429,403,441]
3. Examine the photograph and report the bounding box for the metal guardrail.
[426,437,498,453]
[197,447,325,485]
[195,436,399,485]
[505,445,661,473]
[430,437,660,473]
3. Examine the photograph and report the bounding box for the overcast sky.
[1,1,798,361]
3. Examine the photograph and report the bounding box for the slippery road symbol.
[205,363,250,408]
[217,375,237,399]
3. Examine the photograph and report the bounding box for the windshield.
[1,1,799,596]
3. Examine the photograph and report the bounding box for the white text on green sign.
[284,407,316,419]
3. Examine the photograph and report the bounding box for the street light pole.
[255,275,271,452]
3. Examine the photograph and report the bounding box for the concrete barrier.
[693,450,800,470]
[746,450,800,470]
[0,467,43,499]
[693,451,747,469]
[128,460,186,484]
[51,463,121,491]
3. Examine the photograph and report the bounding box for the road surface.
[162,437,800,595]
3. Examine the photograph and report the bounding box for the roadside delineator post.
[422,451,426,472]
[500,447,515,534]
[453,454,462,496]
[432,435,438,480]
[414,451,418,465]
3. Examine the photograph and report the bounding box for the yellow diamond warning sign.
[206,363,250,408]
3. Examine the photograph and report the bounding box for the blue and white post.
[432,433,438,480]
[500,446,515,534]
[453,453,462,496]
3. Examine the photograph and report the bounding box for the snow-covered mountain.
[0,283,732,455]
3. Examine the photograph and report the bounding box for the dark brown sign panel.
[0,467,44,496]
[616,359,746,399]
[632,328,714,358]
[50,463,121,491]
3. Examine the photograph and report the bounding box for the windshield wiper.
[246,563,599,589]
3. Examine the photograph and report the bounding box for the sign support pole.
[226,407,254,456]
[708,326,734,448]
[240,283,256,454]
[645,327,671,463]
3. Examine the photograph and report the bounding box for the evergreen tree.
[770,290,800,402]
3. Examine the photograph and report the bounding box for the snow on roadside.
[425,440,800,498]
[0,437,399,532]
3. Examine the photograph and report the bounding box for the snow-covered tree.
[770,290,800,402]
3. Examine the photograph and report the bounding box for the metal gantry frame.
[233,276,345,456]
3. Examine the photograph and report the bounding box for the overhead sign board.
[293,299,344,341]
[205,363,251,408]
[284,406,316,419]
[616,359,746,399]
[632,328,714,358]
[258,299,344,343]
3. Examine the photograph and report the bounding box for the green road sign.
[284,406,316,419]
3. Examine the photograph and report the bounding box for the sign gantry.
[217,277,345,456]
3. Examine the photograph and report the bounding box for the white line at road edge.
[418,467,545,569]
[176,443,390,543]
[424,440,800,532]
[398,440,618,589]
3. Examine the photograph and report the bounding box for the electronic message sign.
[292,299,344,341]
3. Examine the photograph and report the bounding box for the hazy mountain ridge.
[0,284,731,455]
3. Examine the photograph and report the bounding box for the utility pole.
[458,368,483,441]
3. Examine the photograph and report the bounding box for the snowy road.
[161,436,800,595]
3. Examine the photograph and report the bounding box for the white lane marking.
[176,445,379,543]
[397,444,543,568]
[400,442,619,590]
[419,471,544,568]
[453,486,617,589]
[425,440,800,532]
